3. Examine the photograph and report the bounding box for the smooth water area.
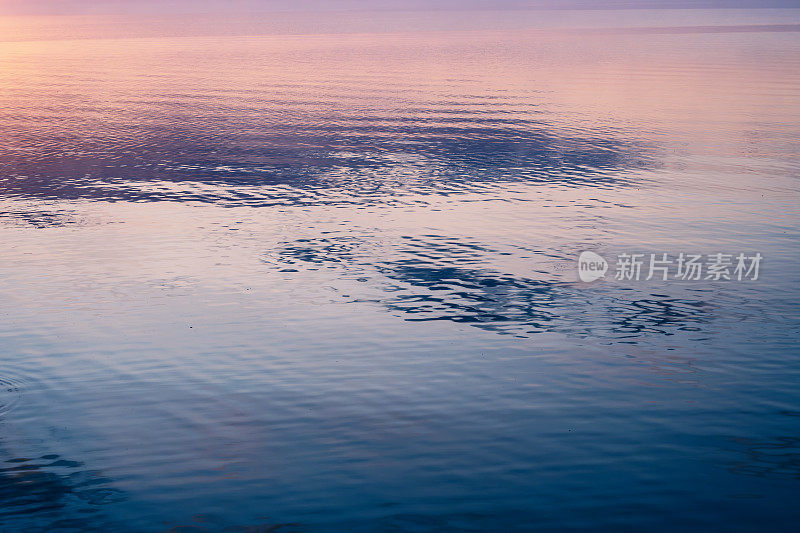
[1,9,799,532]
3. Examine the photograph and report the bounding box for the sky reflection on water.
[1,10,800,532]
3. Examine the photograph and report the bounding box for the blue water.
[1,9,799,532]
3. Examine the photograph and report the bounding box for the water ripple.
[0,453,126,532]
[268,233,714,339]
[0,377,22,418]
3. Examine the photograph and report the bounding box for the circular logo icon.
[577,251,608,282]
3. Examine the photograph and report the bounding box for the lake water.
[1,9,799,532]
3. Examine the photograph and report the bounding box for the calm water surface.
[1,9,799,532]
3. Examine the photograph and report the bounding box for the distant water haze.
[1,8,799,42]
[2,0,800,15]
